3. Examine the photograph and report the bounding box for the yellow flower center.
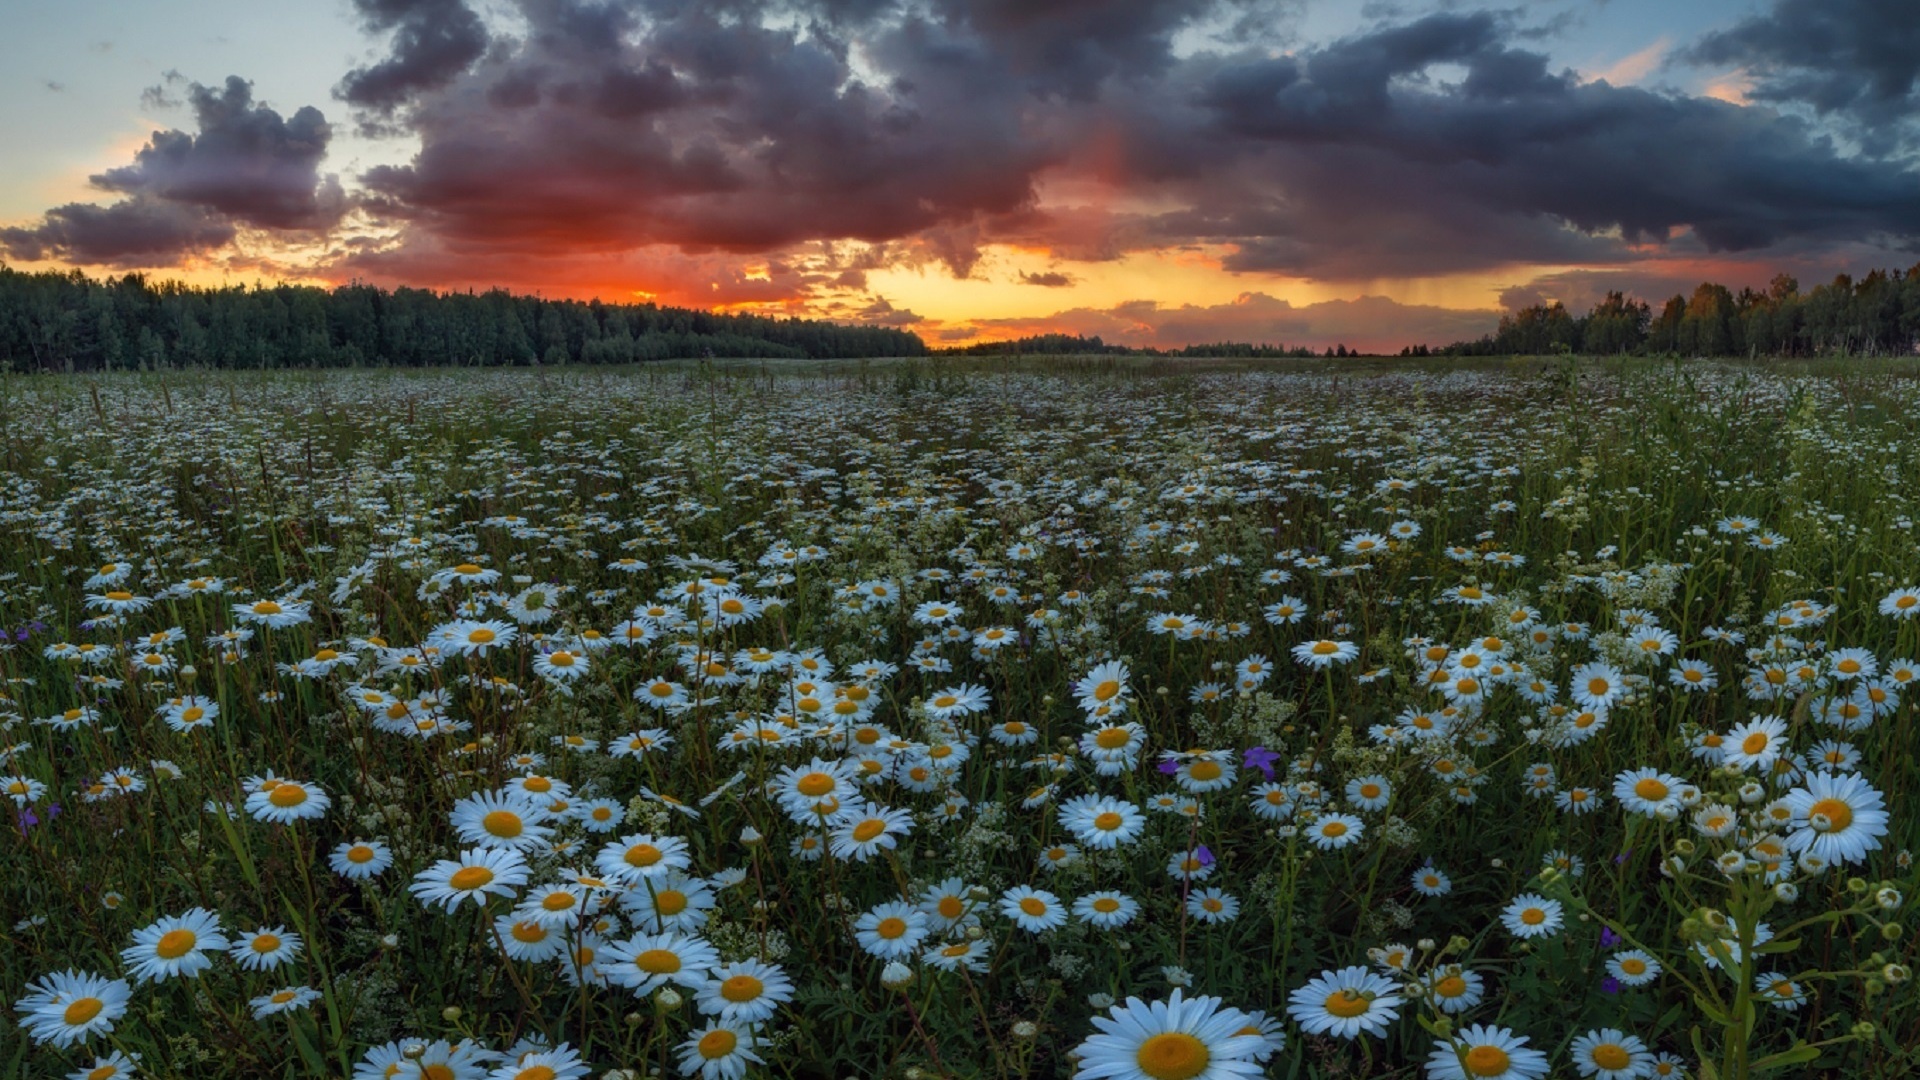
[1620,958,1647,976]
[1809,797,1854,831]
[795,772,836,797]
[347,845,375,863]
[634,949,680,974]
[698,1029,737,1059]
[625,843,663,867]
[1093,679,1121,701]
[252,601,283,615]
[449,866,494,891]
[721,974,764,1002]
[1019,897,1047,917]
[456,564,483,575]
[1466,1046,1513,1077]
[64,997,104,1025]
[1741,732,1770,755]
[1134,1032,1209,1080]
[269,785,310,808]
[1321,821,1348,838]
[484,811,524,838]
[851,819,886,843]
[1359,784,1382,799]
[522,777,552,793]
[468,628,496,644]
[655,891,688,915]
[541,891,577,912]
[251,934,281,953]
[511,921,548,943]
[156,929,197,959]
[1323,990,1370,1018]
[1520,907,1546,926]
[1188,761,1222,782]
[1436,975,1467,997]
[875,917,908,939]
[1634,778,1669,801]
[516,1067,557,1080]
[1592,1044,1631,1071]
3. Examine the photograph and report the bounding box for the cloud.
[0,198,235,266]
[2,76,341,266]
[1018,270,1076,287]
[1683,0,1920,154]
[961,291,1499,352]
[337,0,489,114]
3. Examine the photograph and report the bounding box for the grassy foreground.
[2,356,1918,1080]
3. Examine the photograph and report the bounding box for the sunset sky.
[2,0,1915,351]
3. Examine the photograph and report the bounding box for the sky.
[2,0,1916,351]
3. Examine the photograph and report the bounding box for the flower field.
[3,356,1917,1080]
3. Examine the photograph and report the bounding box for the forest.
[0,265,926,372]
[1415,267,1920,358]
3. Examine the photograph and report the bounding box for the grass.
[1,356,1916,1080]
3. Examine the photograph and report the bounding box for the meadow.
[2,355,1917,1080]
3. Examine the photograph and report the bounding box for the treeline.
[0,265,927,372]
[1416,267,1920,358]
[939,332,1327,357]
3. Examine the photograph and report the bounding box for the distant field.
[2,359,1916,1079]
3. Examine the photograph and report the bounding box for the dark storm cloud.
[92,76,345,230]
[0,198,235,266]
[339,3,1920,289]
[2,76,341,266]
[337,0,490,112]
[1684,0,1920,155]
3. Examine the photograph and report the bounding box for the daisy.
[1287,967,1402,1040]
[1612,768,1684,817]
[923,938,992,973]
[1304,813,1364,851]
[244,779,331,824]
[1500,894,1563,939]
[1060,794,1146,849]
[1073,660,1132,715]
[14,969,131,1047]
[451,791,556,852]
[602,930,719,996]
[694,959,794,1024]
[1074,891,1140,929]
[854,901,931,961]
[1000,886,1068,933]
[233,597,312,629]
[622,872,716,933]
[122,908,228,982]
[1569,661,1625,711]
[1878,586,1920,619]
[410,848,530,912]
[250,986,321,1020]
[1425,966,1485,1014]
[1345,775,1391,812]
[1784,771,1889,865]
[828,801,914,861]
[329,839,393,880]
[1607,950,1661,987]
[676,1023,764,1080]
[1074,989,1267,1080]
[1410,865,1453,896]
[1186,888,1239,924]
[1721,717,1787,772]
[594,833,692,885]
[1292,639,1358,668]
[487,1043,591,1080]
[1569,1028,1652,1079]
[230,926,302,971]
[1753,971,1809,1010]
[1426,1024,1550,1080]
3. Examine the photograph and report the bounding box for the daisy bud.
[381,934,399,948]
[1867,978,1886,995]
[1885,964,1910,984]
[740,826,763,846]
[1673,839,1696,856]
[1446,936,1470,955]
[479,734,495,748]
[1087,993,1115,1010]
[965,925,986,941]
[1417,938,1436,951]
[906,1070,927,1080]
[1849,878,1870,894]
[1853,1021,1877,1039]
[655,987,682,1012]
[1774,883,1799,903]
[1489,858,1503,868]
[1012,1021,1038,1039]
[441,1006,462,1021]
[624,1013,643,1028]
[1738,781,1765,804]
[402,1043,427,1061]
[881,962,912,989]
[1881,923,1903,941]
[967,885,992,901]
[1876,887,1902,910]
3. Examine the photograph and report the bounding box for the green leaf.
[1692,993,1731,1026]
[1752,1041,1823,1073]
